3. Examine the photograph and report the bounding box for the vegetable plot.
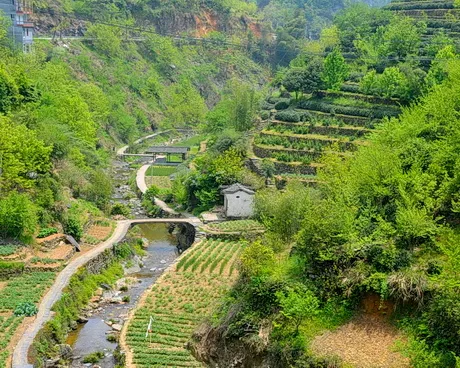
[125,239,245,367]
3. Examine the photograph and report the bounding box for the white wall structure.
[222,183,255,218]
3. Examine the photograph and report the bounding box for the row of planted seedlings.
[0,271,57,368]
[124,237,247,367]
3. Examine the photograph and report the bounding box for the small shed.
[221,183,255,218]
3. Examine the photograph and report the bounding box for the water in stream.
[67,224,179,367]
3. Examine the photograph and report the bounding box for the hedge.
[269,121,370,138]
[387,2,454,11]
[259,131,357,151]
[341,83,360,94]
[260,111,270,120]
[252,143,323,160]
[261,101,274,111]
[275,100,290,110]
[297,100,400,119]
[274,110,300,123]
[313,90,402,106]
[296,109,373,127]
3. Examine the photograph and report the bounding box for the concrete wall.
[224,192,254,218]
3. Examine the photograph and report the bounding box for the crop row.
[267,121,370,138]
[176,240,242,276]
[125,236,244,366]
[257,131,358,151]
[0,272,56,312]
[0,315,24,368]
[297,99,400,119]
[206,220,264,233]
[387,1,454,11]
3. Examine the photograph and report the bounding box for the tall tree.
[321,48,348,90]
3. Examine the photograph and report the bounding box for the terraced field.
[386,0,460,46]
[0,272,56,367]
[255,90,402,182]
[124,239,245,367]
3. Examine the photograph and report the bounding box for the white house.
[221,183,255,218]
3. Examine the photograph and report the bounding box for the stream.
[66,223,179,367]
[65,132,191,366]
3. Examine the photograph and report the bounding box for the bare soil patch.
[85,224,112,241]
[311,314,410,368]
[35,244,75,261]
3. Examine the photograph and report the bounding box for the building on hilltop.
[0,0,33,52]
[221,183,255,219]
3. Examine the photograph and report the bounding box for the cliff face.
[32,1,266,41]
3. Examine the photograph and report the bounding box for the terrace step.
[271,159,322,176]
[259,130,364,150]
[296,101,400,119]
[313,90,403,106]
[294,110,371,127]
[268,120,372,138]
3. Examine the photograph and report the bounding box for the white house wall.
[225,192,254,218]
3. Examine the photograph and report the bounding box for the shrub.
[261,101,274,110]
[260,110,270,120]
[0,192,37,240]
[106,334,117,342]
[275,111,300,123]
[63,217,83,242]
[14,302,38,317]
[82,351,105,364]
[143,185,160,202]
[110,203,131,217]
[275,100,290,110]
[37,227,58,238]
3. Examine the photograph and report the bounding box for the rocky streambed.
[65,224,179,367]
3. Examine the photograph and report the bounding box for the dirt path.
[311,314,410,368]
[116,130,172,156]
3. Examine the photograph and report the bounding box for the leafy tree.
[84,170,113,210]
[255,181,312,241]
[164,77,207,127]
[382,16,425,59]
[0,192,37,240]
[426,46,457,88]
[0,117,52,192]
[261,159,276,182]
[276,286,319,334]
[334,3,392,50]
[205,79,260,133]
[85,24,123,57]
[321,48,348,90]
[361,67,411,99]
[0,67,19,114]
[240,240,276,278]
[282,58,324,99]
[63,217,83,241]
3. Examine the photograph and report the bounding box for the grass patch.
[146,166,177,177]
